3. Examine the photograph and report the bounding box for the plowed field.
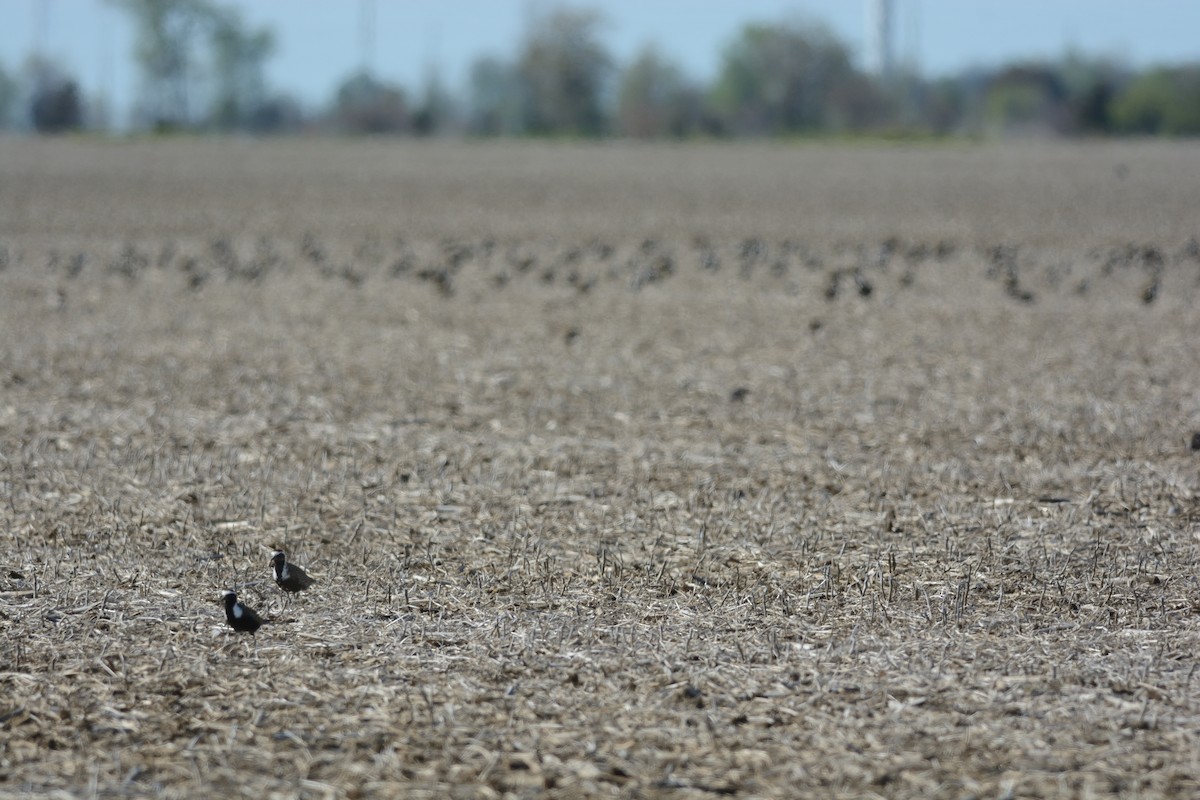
[2,137,1200,798]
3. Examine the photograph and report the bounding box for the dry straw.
[1,138,1199,798]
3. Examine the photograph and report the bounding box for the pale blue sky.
[3,0,1198,122]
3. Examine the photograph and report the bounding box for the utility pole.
[96,0,114,131]
[33,0,51,59]
[359,0,375,76]
[866,0,894,81]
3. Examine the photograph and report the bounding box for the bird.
[221,590,265,635]
[270,550,315,594]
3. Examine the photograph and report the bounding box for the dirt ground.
[2,137,1200,798]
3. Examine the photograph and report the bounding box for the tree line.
[2,2,1198,138]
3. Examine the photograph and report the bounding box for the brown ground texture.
[1,137,1200,798]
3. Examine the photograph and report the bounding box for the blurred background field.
[3,135,1199,244]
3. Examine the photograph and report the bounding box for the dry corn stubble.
[1,137,1200,798]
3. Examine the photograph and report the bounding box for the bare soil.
[2,137,1200,798]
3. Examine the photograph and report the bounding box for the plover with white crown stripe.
[220,589,265,634]
[270,550,316,594]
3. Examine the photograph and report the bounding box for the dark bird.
[270,550,315,594]
[221,590,265,634]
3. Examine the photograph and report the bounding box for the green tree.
[1057,53,1124,134]
[331,71,408,133]
[711,18,866,135]
[0,62,16,128]
[26,56,83,133]
[616,47,701,138]
[982,64,1066,134]
[516,8,613,136]
[1111,67,1200,136]
[109,0,213,129]
[917,76,969,135]
[411,68,455,136]
[208,5,275,131]
[466,56,524,135]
